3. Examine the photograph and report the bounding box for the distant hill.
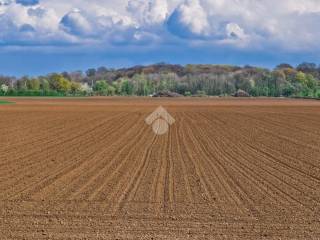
[1,63,319,98]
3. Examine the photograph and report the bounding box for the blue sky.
[1,0,320,76]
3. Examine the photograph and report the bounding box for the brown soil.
[0,97,320,239]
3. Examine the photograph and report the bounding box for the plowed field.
[0,97,320,239]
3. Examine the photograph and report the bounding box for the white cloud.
[166,0,320,50]
[0,3,71,45]
[225,23,245,39]
[127,0,168,27]
[167,0,210,38]
[60,9,93,36]
[0,0,13,6]
[0,0,320,52]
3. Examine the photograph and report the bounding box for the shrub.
[196,90,207,97]
[184,91,192,96]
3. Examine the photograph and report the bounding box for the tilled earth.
[0,97,320,239]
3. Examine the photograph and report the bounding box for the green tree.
[132,74,151,96]
[120,79,134,95]
[40,79,50,91]
[17,76,29,91]
[271,70,286,96]
[0,84,9,95]
[108,85,116,96]
[27,79,40,91]
[295,72,307,85]
[70,81,82,94]
[305,74,317,89]
[94,80,109,95]
[49,74,71,93]
[281,82,295,97]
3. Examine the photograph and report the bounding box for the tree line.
[1,62,320,98]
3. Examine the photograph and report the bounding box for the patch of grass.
[0,100,15,105]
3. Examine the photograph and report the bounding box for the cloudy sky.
[1,0,320,75]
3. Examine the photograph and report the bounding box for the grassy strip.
[0,100,15,105]
[291,96,320,100]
